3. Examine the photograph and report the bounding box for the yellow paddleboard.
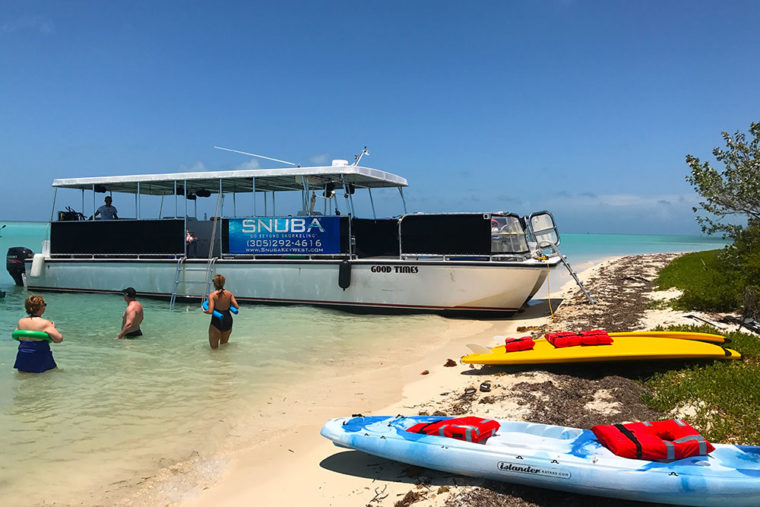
[499,331,726,344]
[462,336,741,365]
[609,331,725,344]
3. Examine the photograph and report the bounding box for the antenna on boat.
[353,146,370,167]
[214,146,300,167]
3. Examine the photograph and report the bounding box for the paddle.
[684,314,724,330]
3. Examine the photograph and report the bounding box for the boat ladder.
[169,256,217,309]
[170,198,222,309]
[541,243,596,305]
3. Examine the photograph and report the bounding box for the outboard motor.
[7,247,33,286]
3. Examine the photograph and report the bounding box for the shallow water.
[0,221,727,504]
[0,285,457,503]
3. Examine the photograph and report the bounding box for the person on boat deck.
[186,230,198,257]
[115,287,144,339]
[203,274,239,349]
[14,295,63,373]
[94,196,118,220]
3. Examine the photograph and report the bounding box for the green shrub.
[643,360,760,444]
[655,222,760,312]
[725,222,760,317]
[642,325,760,444]
[655,250,740,311]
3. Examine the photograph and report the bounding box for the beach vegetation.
[645,299,670,310]
[683,121,760,316]
[642,325,760,444]
[655,242,760,316]
[655,250,739,311]
[686,121,760,239]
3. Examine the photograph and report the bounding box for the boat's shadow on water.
[319,450,654,506]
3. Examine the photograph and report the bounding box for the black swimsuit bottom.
[211,309,233,332]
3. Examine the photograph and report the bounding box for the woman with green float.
[13,295,63,373]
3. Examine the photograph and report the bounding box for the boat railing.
[45,212,560,263]
[49,253,190,260]
[219,254,351,261]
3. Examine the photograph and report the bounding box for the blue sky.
[1,1,758,233]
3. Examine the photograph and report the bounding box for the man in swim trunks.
[115,287,144,339]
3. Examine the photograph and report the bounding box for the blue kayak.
[321,415,760,506]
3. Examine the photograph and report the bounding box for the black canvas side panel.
[400,214,491,255]
[51,220,185,254]
[352,218,400,257]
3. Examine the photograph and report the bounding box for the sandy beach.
[108,252,732,506]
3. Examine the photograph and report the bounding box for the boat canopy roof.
[51,164,408,196]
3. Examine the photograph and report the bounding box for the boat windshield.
[529,212,560,247]
[490,215,529,254]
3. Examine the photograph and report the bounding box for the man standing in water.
[115,287,143,339]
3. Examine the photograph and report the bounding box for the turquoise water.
[557,232,727,265]
[538,232,727,297]
[0,221,727,504]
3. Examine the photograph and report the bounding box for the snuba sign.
[228,217,341,254]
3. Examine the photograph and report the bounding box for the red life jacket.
[546,332,583,347]
[545,329,613,347]
[592,419,714,461]
[407,416,500,444]
[505,336,535,352]
[578,329,613,346]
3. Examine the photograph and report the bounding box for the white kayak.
[321,415,760,506]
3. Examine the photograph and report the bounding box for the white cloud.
[177,161,207,172]
[309,153,331,165]
[235,159,260,170]
[572,193,697,209]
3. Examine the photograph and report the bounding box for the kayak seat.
[407,416,500,444]
[592,419,714,461]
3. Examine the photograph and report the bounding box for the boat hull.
[321,416,760,507]
[24,257,555,315]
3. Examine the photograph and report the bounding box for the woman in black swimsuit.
[203,274,239,349]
